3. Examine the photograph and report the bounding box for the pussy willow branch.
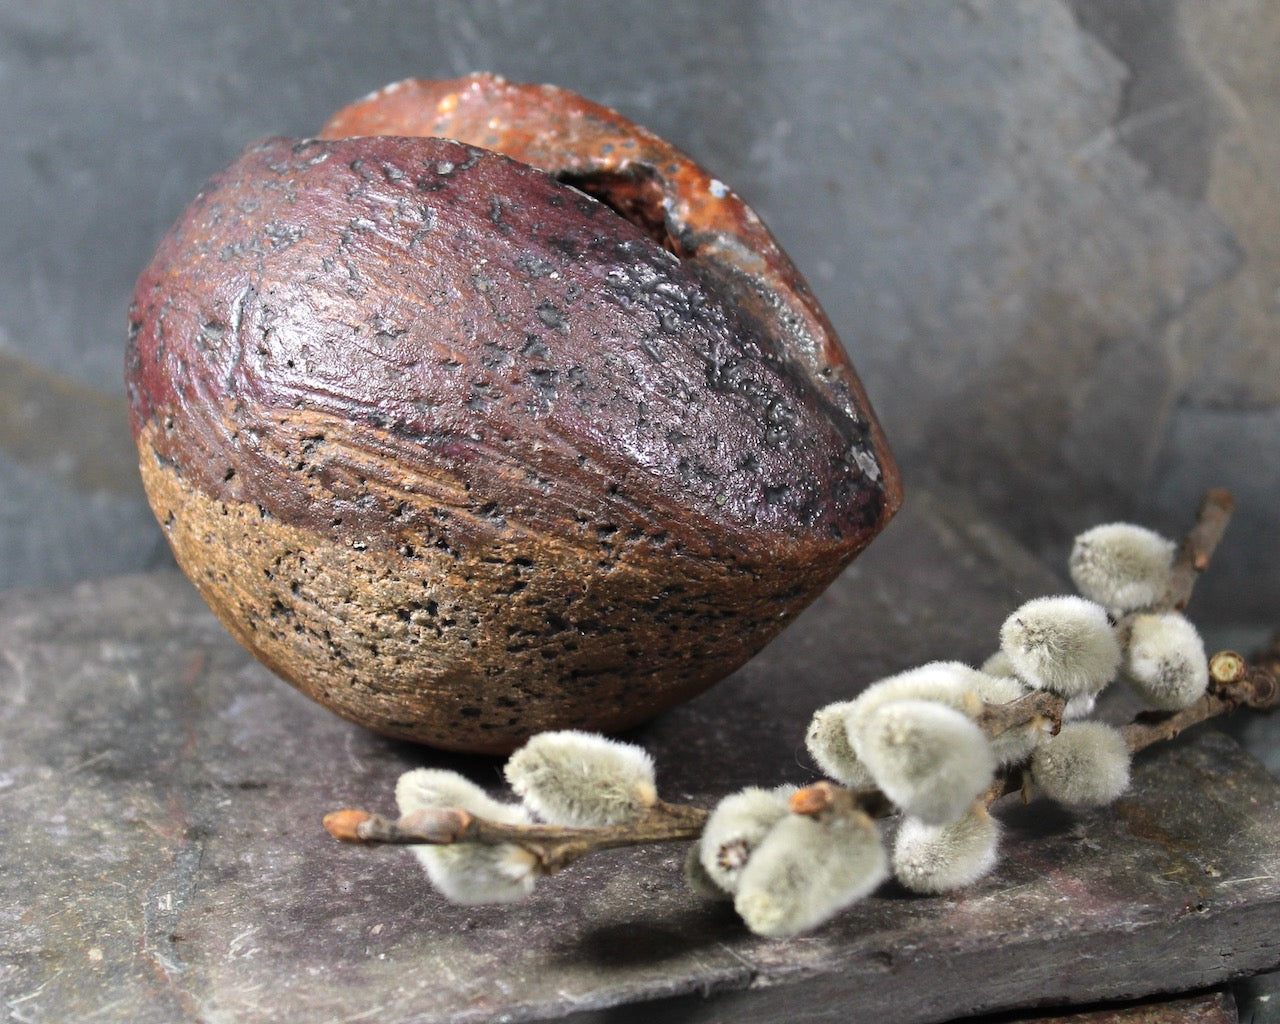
[326,488,1272,862]
[982,487,1239,805]
[761,645,1280,821]
[325,800,708,874]
[974,648,1280,808]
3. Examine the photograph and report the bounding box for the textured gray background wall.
[2,0,1277,627]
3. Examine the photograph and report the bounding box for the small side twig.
[324,799,708,874]
[1161,488,1235,611]
[977,690,1065,739]
[982,767,1035,808]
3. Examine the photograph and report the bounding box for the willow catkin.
[505,730,658,827]
[1000,595,1121,698]
[395,768,539,904]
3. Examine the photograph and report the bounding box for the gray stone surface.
[2,494,1279,1024]
[1012,991,1237,1024]
[1,0,1278,628]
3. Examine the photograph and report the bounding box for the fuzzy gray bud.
[893,805,1001,894]
[1069,523,1175,612]
[810,663,987,789]
[1031,721,1131,807]
[734,806,887,937]
[505,730,657,827]
[395,769,538,904]
[396,768,528,826]
[859,699,996,824]
[805,701,873,787]
[971,672,1026,706]
[980,650,1017,679]
[1000,596,1121,698]
[1124,612,1209,711]
[844,661,985,745]
[698,785,796,894]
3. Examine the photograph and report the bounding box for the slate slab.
[1016,990,1237,1024]
[1,493,1278,1024]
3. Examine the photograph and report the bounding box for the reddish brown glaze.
[126,78,899,752]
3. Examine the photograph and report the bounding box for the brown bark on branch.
[977,690,1065,739]
[1162,488,1234,611]
[325,800,708,874]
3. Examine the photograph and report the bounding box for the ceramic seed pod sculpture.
[126,74,900,753]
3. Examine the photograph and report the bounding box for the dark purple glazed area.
[127,135,888,560]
